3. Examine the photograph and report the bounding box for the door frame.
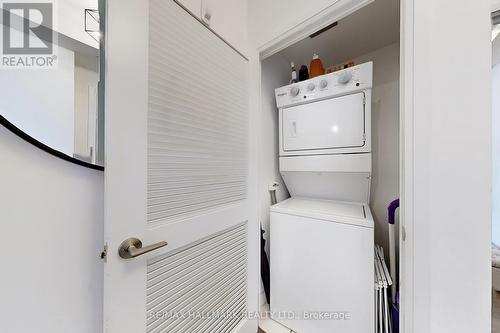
[252,0,414,331]
[399,1,414,332]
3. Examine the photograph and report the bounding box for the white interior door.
[104,1,258,332]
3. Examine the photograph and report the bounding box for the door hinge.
[100,244,108,262]
[402,226,407,242]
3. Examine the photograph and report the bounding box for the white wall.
[259,54,291,253]
[0,42,75,156]
[352,43,400,255]
[402,0,492,331]
[0,125,103,333]
[493,63,500,246]
[494,41,500,246]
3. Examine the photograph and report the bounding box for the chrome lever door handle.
[118,238,168,259]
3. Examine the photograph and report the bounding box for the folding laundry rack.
[374,245,393,333]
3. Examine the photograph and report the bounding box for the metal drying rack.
[375,245,393,333]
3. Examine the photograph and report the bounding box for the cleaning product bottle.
[309,53,325,78]
[290,62,298,84]
[299,65,309,81]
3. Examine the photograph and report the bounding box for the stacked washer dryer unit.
[270,62,375,333]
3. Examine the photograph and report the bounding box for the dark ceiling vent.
[310,21,338,38]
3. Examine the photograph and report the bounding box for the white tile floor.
[259,304,295,333]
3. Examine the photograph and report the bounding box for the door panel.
[148,0,248,224]
[146,223,248,332]
[282,92,365,152]
[104,1,257,332]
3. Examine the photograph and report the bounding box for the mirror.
[494,9,500,67]
[0,0,104,169]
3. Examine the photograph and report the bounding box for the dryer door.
[282,92,365,152]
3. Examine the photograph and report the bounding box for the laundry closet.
[257,0,400,332]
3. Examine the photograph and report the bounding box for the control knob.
[338,70,353,84]
[290,86,300,97]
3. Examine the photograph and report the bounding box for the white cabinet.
[201,0,248,55]
[176,0,202,18]
[175,0,248,55]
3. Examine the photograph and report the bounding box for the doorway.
[492,8,500,332]
[255,0,401,331]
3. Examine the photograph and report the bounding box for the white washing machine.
[271,62,374,333]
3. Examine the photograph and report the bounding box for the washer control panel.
[275,62,373,109]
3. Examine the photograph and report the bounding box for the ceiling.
[276,0,400,69]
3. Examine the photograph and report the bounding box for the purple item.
[391,303,399,333]
[388,199,400,225]
[388,199,400,333]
